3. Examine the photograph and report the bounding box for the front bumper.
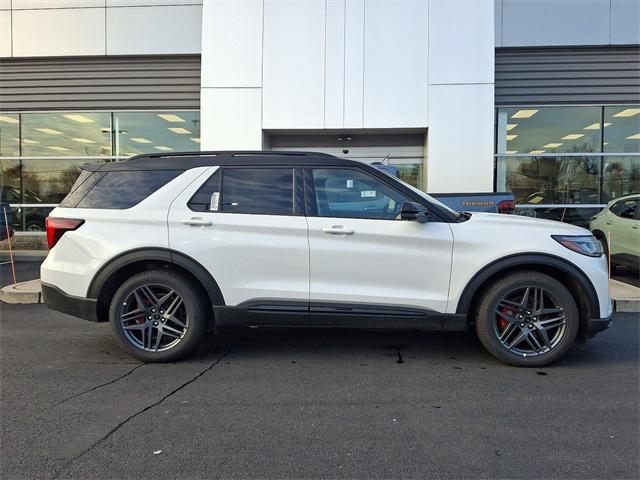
[41,282,98,322]
[585,313,613,337]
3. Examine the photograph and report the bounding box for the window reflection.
[21,112,112,156]
[114,111,201,156]
[604,107,640,153]
[602,156,640,201]
[497,156,601,205]
[0,114,20,157]
[497,107,601,154]
[21,159,105,203]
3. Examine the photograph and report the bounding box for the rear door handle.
[180,217,213,227]
[632,225,639,229]
[321,226,355,236]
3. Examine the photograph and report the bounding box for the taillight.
[498,200,516,214]
[45,217,84,249]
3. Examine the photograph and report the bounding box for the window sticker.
[361,190,377,198]
[209,192,220,211]
[346,179,354,188]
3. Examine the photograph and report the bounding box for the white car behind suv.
[41,151,613,366]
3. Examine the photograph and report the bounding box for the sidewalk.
[610,279,640,313]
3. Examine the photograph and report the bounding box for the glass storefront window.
[497,156,601,205]
[20,112,112,157]
[604,107,640,153]
[602,156,640,201]
[114,111,201,156]
[0,114,20,157]
[497,107,601,154]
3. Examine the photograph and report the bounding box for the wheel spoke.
[526,330,545,353]
[156,289,175,308]
[123,323,146,331]
[538,307,564,316]
[495,308,517,324]
[535,326,552,350]
[153,328,164,351]
[139,286,159,306]
[498,299,522,310]
[499,322,518,341]
[161,324,184,338]
[520,287,531,309]
[537,316,566,330]
[506,327,528,349]
[166,314,187,329]
[121,308,145,322]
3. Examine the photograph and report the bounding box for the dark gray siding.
[0,55,201,111]
[495,46,640,105]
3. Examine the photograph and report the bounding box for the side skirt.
[213,300,468,332]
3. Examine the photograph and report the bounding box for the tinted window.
[59,170,105,208]
[221,168,294,215]
[312,168,409,219]
[75,170,183,209]
[611,199,638,219]
[189,171,221,212]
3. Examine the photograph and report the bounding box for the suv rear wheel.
[475,271,579,367]
[109,270,208,362]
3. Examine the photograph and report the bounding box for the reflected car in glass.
[590,194,640,271]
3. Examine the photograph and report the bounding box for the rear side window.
[58,170,105,208]
[221,168,294,215]
[190,168,294,215]
[62,170,183,209]
[610,199,638,219]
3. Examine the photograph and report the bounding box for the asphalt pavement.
[1,303,638,479]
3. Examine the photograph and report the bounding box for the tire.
[109,269,208,362]
[475,271,579,367]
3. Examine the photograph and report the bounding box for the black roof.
[83,151,360,171]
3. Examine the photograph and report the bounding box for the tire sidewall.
[476,272,579,367]
[109,270,207,362]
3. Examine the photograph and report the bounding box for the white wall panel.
[0,0,10,9]
[427,84,494,193]
[0,10,10,57]
[343,0,365,129]
[12,0,103,8]
[501,0,610,46]
[106,5,202,55]
[324,0,345,129]
[201,0,263,88]
[363,0,428,128]
[200,88,262,150]
[494,0,502,47]
[611,0,640,45]
[429,0,493,85]
[262,0,325,129]
[12,8,105,57]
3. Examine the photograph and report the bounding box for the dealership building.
[0,0,638,233]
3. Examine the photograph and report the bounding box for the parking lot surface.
[1,304,639,479]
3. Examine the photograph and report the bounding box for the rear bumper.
[41,282,98,322]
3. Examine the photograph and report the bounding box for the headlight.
[552,234,603,257]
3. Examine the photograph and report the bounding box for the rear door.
[304,166,454,326]
[168,166,309,324]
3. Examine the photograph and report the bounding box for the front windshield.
[382,171,462,219]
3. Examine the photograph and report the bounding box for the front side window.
[221,168,294,216]
[611,199,638,219]
[312,168,409,220]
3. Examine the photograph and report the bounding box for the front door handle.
[321,226,355,236]
[180,217,213,227]
[632,225,639,229]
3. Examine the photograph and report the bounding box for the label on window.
[209,192,220,211]
[346,179,354,188]
[361,190,376,198]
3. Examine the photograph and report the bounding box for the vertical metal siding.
[495,46,640,105]
[0,55,201,111]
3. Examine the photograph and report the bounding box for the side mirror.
[400,201,429,223]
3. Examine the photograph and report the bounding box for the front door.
[304,167,454,326]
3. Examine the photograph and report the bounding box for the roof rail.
[131,150,336,160]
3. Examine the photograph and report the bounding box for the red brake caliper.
[497,307,512,331]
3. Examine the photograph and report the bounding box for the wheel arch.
[87,247,225,323]
[456,253,601,336]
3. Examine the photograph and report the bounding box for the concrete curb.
[1,278,639,312]
[0,279,43,304]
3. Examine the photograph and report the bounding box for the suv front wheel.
[109,270,207,362]
[475,271,579,367]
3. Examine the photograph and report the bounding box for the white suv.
[41,151,613,366]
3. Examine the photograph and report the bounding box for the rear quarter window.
[61,170,184,209]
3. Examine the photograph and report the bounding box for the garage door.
[269,133,426,189]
